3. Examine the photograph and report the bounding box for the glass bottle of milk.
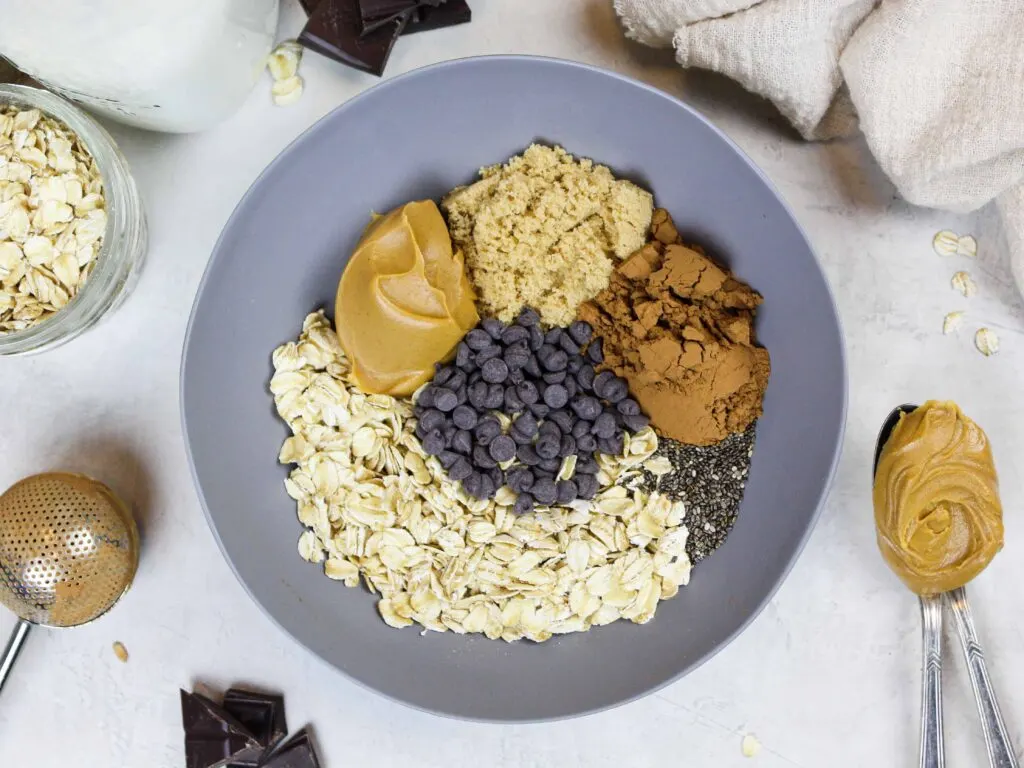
[0,0,280,133]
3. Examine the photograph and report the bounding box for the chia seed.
[636,425,757,563]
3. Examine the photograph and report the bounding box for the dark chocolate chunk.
[181,690,262,768]
[298,0,322,15]
[259,728,322,768]
[299,0,412,77]
[359,0,418,35]
[402,0,472,36]
[222,688,287,755]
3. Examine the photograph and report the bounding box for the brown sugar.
[441,144,653,326]
[577,209,770,446]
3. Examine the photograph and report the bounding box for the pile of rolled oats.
[0,106,105,333]
[271,311,692,642]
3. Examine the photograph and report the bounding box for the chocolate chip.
[510,429,534,445]
[446,457,470,481]
[438,450,461,469]
[576,433,597,452]
[548,409,574,433]
[566,356,583,375]
[597,435,624,455]
[536,436,560,460]
[516,381,539,405]
[474,417,501,444]
[576,474,599,499]
[541,349,568,372]
[568,321,592,345]
[481,358,509,384]
[556,480,578,504]
[516,307,540,327]
[524,356,542,377]
[465,329,491,350]
[447,370,466,392]
[475,344,502,363]
[559,434,576,457]
[462,473,483,498]
[455,341,472,368]
[538,420,561,439]
[542,383,569,408]
[506,468,533,492]
[576,364,595,390]
[433,365,454,385]
[587,338,604,364]
[570,396,601,420]
[531,478,557,505]
[539,457,562,473]
[433,388,458,412]
[592,412,617,439]
[528,325,544,352]
[452,429,473,454]
[476,473,496,500]
[504,344,531,370]
[544,328,562,345]
[529,402,550,418]
[454,387,468,406]
[422,430,446,455]
[605,378,629,403]
[565,377,578,399]
[592,371,616,398]
[418,408,445,432]
[467,381,488,409]
[443,425,457,444]
[623,413,650,432]
[576,454,599,474]
[482,318,504,339]
[473,444,498,469]
[414,421,429,440]
[513,493,535,514]
[558,335,580,355]
[501,325,530,346]
[417,386,435,409]
[489,435,516,463]
[616,398,641,416]
[572,419,592,438]
[452,405,478,430]
[504,386,525,412]
[482,384,503,409]
[512,412,538,438]
[541,370,566,385]
[517,444,540,466]
[508,368,525,385]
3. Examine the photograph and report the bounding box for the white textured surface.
[1,1,1022,765]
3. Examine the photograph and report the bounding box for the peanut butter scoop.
[873,400,1003,596]
[335,201,478,396]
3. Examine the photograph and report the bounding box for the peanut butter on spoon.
[335,200,478,396]
[873,400,1004,595]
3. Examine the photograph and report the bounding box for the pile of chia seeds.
[636,425,757,563]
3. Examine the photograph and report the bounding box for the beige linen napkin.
[614,0,1024,274]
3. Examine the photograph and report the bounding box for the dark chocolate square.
[260,728,322,768]
[222,688,288,751]
[299,0,413,76]
[297,0,322,14]
[180,690,263,768]
[402,0,470,35]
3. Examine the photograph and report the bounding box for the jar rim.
[0,83,145,354]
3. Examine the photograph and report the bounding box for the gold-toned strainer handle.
[0,619,31,693]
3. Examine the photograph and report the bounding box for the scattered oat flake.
[975,327,999,356]
[951,271,977,297]
[112,641,128,663]
[942,311,964,335]
[272,76,304,107]
[267,42,301,82]
[956,234,977,258]
[933,230,960,257]
[741,733,762,758]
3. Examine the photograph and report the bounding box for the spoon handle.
[946,587,1019,768]
[920,595,945,768]
[0,619,31,693]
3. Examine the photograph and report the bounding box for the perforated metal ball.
[0,473,138,627]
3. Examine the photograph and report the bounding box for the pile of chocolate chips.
[413,309,649,513]
[181,687,320,768]
[298,0,471,76]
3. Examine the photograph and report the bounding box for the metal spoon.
[875,405,944,768]
[876,405,1019,768]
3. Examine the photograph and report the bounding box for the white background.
[1,2,1022,766]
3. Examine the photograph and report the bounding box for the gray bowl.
[181,56,846,722]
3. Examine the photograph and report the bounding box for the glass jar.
[0,84,147,355]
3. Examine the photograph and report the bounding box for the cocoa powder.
[577,209,770,446]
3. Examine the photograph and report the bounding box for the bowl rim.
[180,53,849,722]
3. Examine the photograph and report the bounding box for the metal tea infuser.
[0,472,139,691]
